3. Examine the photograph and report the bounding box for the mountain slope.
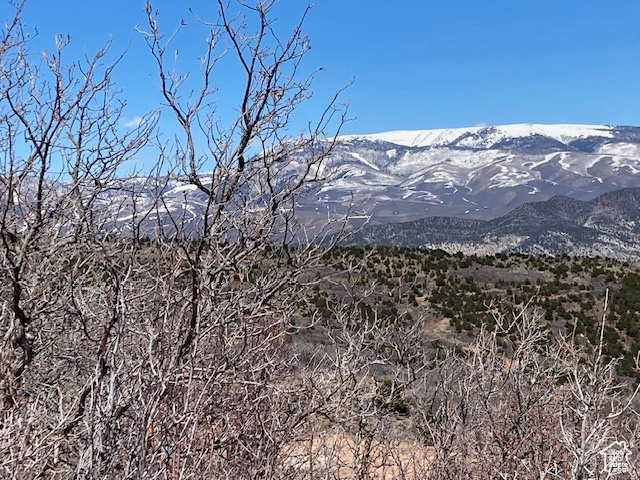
[37,123,640,243]
[345,187,640,263]
[290,124,640,226]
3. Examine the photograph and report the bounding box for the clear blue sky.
[7,0,640,136]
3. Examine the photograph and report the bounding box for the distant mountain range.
[345,187,640,263]
[29,123,639,260]
[289,123,640,226]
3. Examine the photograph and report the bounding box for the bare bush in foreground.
[0,1,349,478]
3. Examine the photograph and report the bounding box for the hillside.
[345,187,640,263]
[285,123,640,227]
[298,246,640,380]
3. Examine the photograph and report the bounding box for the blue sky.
[7,0,640,137]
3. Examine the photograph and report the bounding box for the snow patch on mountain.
[347,152,381,171]
[341,124,614,149]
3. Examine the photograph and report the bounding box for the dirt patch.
[282,431,434,479]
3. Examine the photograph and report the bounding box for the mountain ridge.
[345,187,640,263]
[28,123,639,245]
[339,123,617,150]
[286,123,640,226]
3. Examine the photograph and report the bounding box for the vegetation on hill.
[300,246,640,381]
[286,245,640,478]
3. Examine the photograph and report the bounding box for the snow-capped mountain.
[341,123,616,149]
[295,124,640,226]
[27,123,638,239]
